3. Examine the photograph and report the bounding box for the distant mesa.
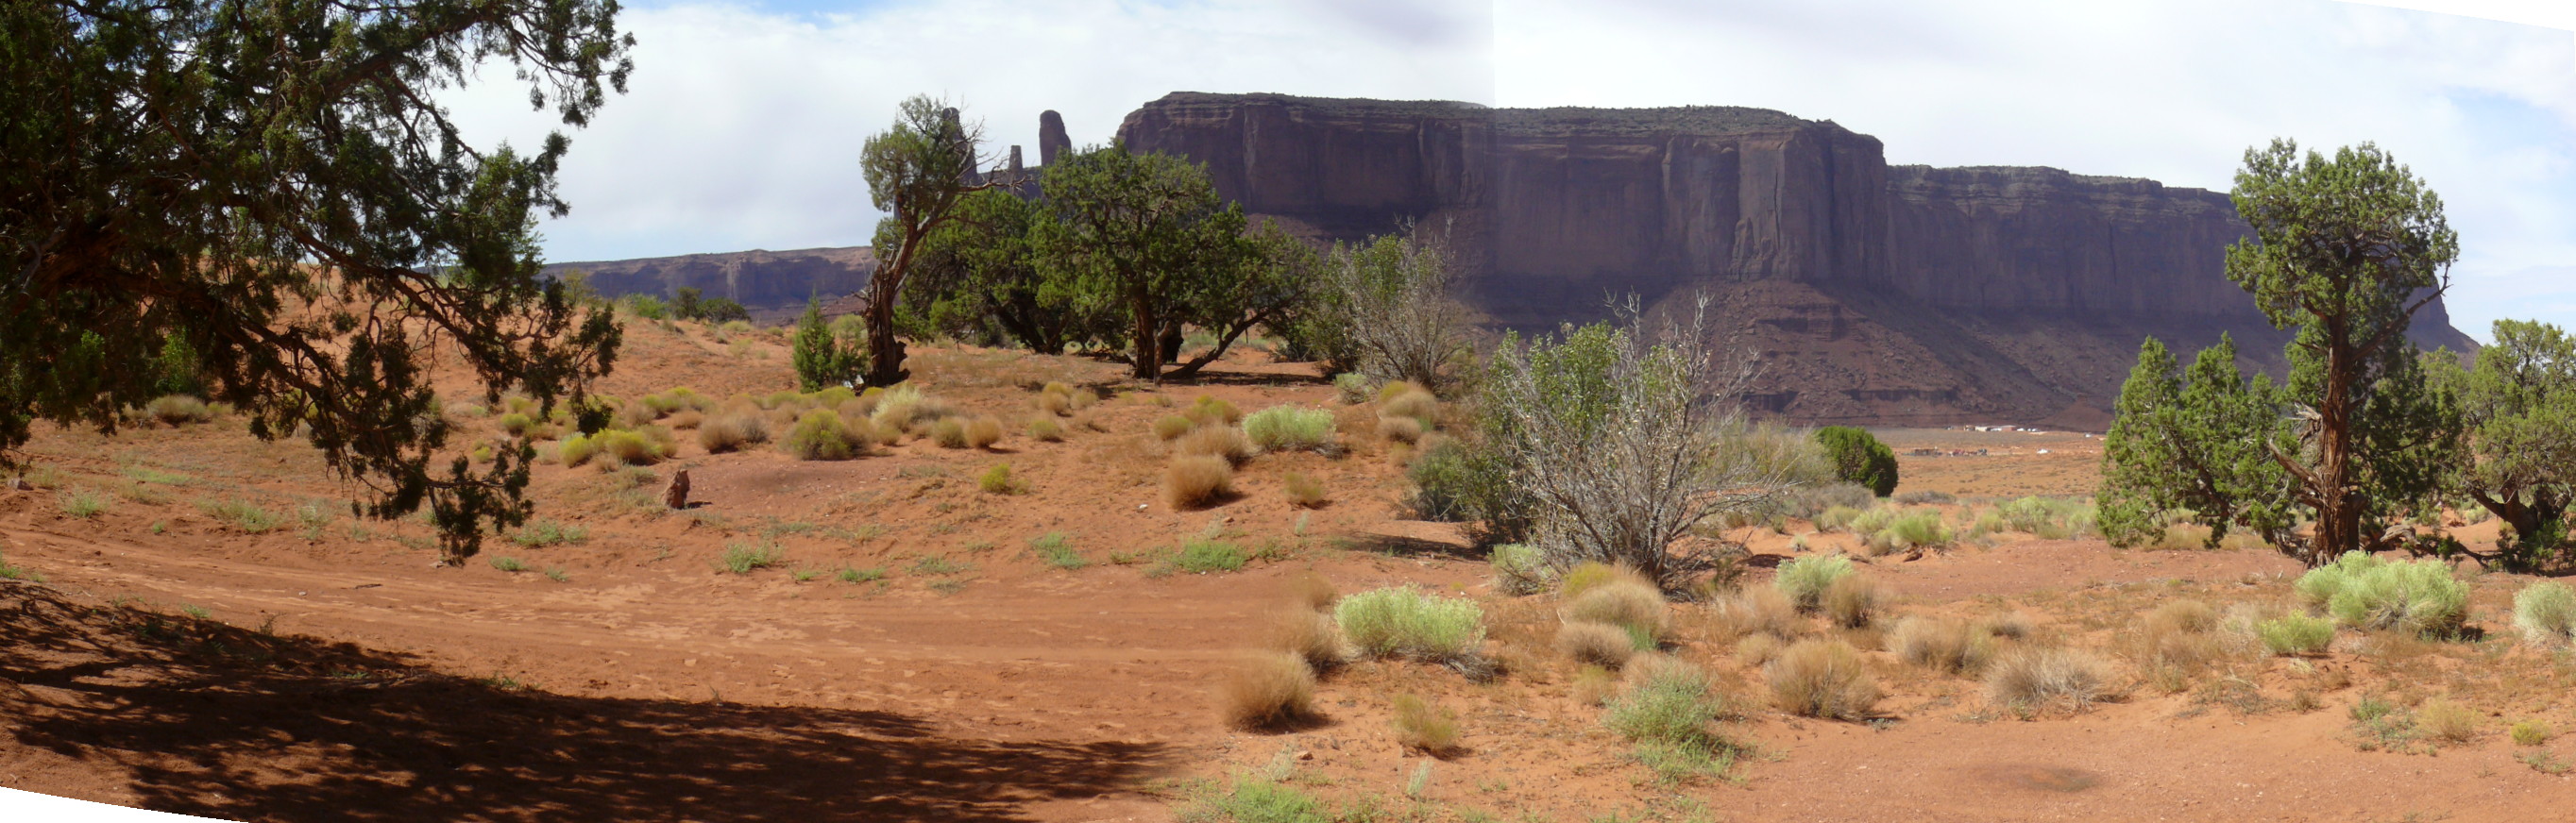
[552,92,2473,428]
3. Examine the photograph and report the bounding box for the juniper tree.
[858,95,1000,387]
[2429,320,2576,569]
[791,299,862,392]
[1,0,632,563]
[2096,335,2294,549]
[1035,143,1254,380]
[2226,140,2462,562]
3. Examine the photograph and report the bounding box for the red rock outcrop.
[1115,92,2473,426]
[540,246,876,312]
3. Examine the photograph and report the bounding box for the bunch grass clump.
[1245,406,1337,452]
[1390,694,1461,755]
[697,412,770,453]
[785,410,867,461]
[1027,417,1064,442]
[2256,613,2335,655]
[1223,652,1316,730]
[1268,609,1347,670]
[1985,647,2108,711]
[1602,657,1737,781]
[1165,455,1235,510]
[1174,539,1246,574]
[1766,640,1879,720]
[1177,425,1254,465]
[963,416,1004,449]
[1563,578,1669,643]
[2306,554,2466,635]
[1890,617,1994,674]
[146,395,215,426]
[1281,473,1328,508]
[1821,573,1878,629]
[1865,510,1950,556]
[1335,586,1485,664]
[1773,554,1854,613]
[1183,395,1241,427]
[1557,621,1638,668]
[977,463,1020,495]
[1153,414,1195,441]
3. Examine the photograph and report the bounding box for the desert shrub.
[1177,425,1254,465]
[1815,505,1864,532]
[2256,614,2335,655]
[488,556,529,572]
[1285,572,1338,611]
[1979,611,2035,640]
[2512,719,2553,747]
[1890,617,1994,674]
[931,418,969,448]
[1029,532,1085,570]
[1985,647,2108,710]
[1223,652,1316,730]
[1490,544,1549,595]
[1812,426,1898,497]
[867,384,953,432]
[2293,549,2387,608]
[664,410,703,430]
[1175,539,1246,574]
[2513,581,2576,647]
[497,412,538,437]
[512,519,588,547]
[2320,557,2467,635]
[1564,578,1669,641]
[1281,473,1327,509]
[1994,496,2097,539]
[1165,456,1235,510]
[558,433,600,467]
[593,428,666,466]
[1334,586,1485,664]
[1380,388,1439,428]
[1375,415,1423,445]
[1558,621,1638,668]
[1821,573,1878,629]
[2147,599,2220,634]
[1390,694,1461,755]
[616,399,660,428]
[1027,417,1065,442]
[2417,698,2479,744]
[1892,490,1955,506]
[1152,414,1195,441]
[978,463,1020,495]
[1269,610,1347,670]
[1865,510,1950,555]
[2132,600,2227,686]
[1767,640,1879,720]
[1245,406,1336,452]
[1571,664,1618,706]
[1184,395,1242,427]
[1773,555,1853,613]
[59,490,108,519]
[1333,373,1371,404]
[146,395,215,426]
[785,410,865,461]
[1735,633,1784,666]
[199,498,282,532]
[1036,388,1073,416]
[1557,562,1625,599]
[1780,482,1876,520]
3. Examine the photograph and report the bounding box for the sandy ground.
[5,325,2573,822]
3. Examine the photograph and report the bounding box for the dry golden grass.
[1564,579,1669,642]
[1822,574,1879,630]
[697,412,769,453]
[1376,415,1423,445]
[931,417,970,448]
[1176,425,1253,465]
[1267,609,1347,670]
[1284,571,1337,612]
[1282,472,1328,509]
[1717,585,1800,641]
[1223,652,1316,731]
[664,410,703,430]
[1153,414,1194,442]
[964,416,1004,449]
[2418,698,2480,744]
[1165,455,1235,510]
[1985,647,2109,711]
[1027,417,1064,442]
[1734,632,1784,666]
[1767,640,1879,720]
[1381,389,1438,426]
[2130,599,2233,692]
[1036,391,1073,416]
[1556,620,1637,668]
[1572,664,1618,706]
[1391,694,1461,756]
[1890,616,1994,674]
[1977,611,2035,640]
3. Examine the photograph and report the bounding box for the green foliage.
[1333,586,1485,663]
[1243,406,1335,452]
[619,294,669,320]
[1030,532,1086,570]
[0,1,632,564]
[1867,510,1952,555]
[2428,320,2576,571]
[1404,436,1534,545]
[1490,543,1549,595]
[902,187,1107,353]
[59,489,108,519]
[1602,660,1737,782]
[512,519,589,547]
[977,462,1020,495]
[669,287,752,324]
[2309,556,2466,635]
[784,410,863,461]
[2096,335,2296,550]
[718,541,785,574]
[2513,581,2576,646]
[857,94,1001,386]
[2226,140,2463,562]
[1988,496,2099,539]
[790,299,864,393]
[1773,555,1854,613]
[1179,778,1330,823]
[1173,539,1246,574]
[199,498,282,533]
[488,556,529,573]
[1283,227,1472,389]
[2255,614,2335,655]
[1812,427,1898,497]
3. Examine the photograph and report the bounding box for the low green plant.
[2511,719,2552,747]
[718,541,785,574]
[784,409,865,461]
[1868,510,1950,555]
[1181,778,1330,823]
[1490,543,1549,595]
[837,566,886,583]
[59,489,109,519]
[911,554,969,576]
[544,567,570,582]
[2309,555,2466,635]
[1334,586,1485,664]
[1603,659,1737,782]
[1772,554,1854,613]
[978,463,1021,495]
[1244,406,1336,452]
[2255,613,2335,655]
[2293,550,2386,608]
[488,556,530,573]
[1030,532,1086,570]
[198,498,282,533]
[513,519,590,547]
[1174,539,1247,574]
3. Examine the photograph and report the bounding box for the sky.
[443,0,2576,341]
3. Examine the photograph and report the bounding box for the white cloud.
[445,0,2574,337]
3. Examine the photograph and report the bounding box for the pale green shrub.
[1244,405,1336,452]
[1773,554,1853,613]
[2321,557,2466,635]
[1335,586,1485,664]
[2513,581,2576,647]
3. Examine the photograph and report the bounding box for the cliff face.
[539,247,876,311]
[1115,92,2474,426]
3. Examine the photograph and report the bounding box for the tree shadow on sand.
[0,581,1167,822]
